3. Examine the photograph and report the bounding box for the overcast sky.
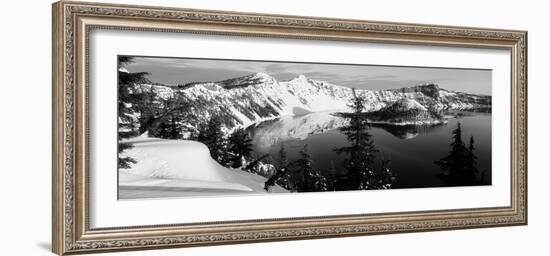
[123,56,492,95]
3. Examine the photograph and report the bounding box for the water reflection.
[368,123,445,140]
[248,112,447,147]
[246,112,347,150]
[246,111,491,189]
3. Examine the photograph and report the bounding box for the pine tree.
[118,58,150,138]
[313,170,328,192]
[154,121,169,138]
[227,128,253,168]
[168,115,181,139]
[435,122,477,185]
[273,144,294,191]
[197,115,226,164]
[264,145,291,192]
[154,114,183,139]
[293,145,327,192]
[377,159,396,189]
[465,136,478,182]
[277,143,289,169]
[117,56,150,169]
[325,161,339,191]
[435,122,466,176]
[264,144,286,192]
[140,93,191,136]
[334,90,379,189]
[294,145,313,192]
[449,122,467,175]
[117,143,136,169]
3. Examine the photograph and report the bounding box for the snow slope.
[119,135,287,199]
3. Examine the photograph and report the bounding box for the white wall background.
[0,0,547,255]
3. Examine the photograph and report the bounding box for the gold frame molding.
[52,1,528,255]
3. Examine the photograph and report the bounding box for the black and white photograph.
[2,0,540,255]
[117,56,492,199]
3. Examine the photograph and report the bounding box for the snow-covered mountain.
[135,72,491,131]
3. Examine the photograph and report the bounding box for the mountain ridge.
[132,72,491,133]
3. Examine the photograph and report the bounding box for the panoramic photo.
[117,56,492,200]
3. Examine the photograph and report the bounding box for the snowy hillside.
[119,135,287,199]
[133,72,491,132]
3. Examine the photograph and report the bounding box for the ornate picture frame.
[52,1,527,255]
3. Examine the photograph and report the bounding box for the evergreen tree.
[136,84,156,135]
[117,143,136,169]
[271,144,294,191]
[435,122,466,176]
[139,93,191,136]
[197,115,226,164]
[154,114,183,139]
[169,115,181,139]
[450,122,467,174]
[277,143,289,169]
[435,122,478,185]
[118,58,150,138]
[226,128,253,168]
[117,56,150,168]
[312,170,328,192]
[293,145,327,192]
[334,90,379,189]
[243,154,271,173]
[325,161,339,191]
[377,159,396,189]
[465,136,478,181]
[294,145,313,192]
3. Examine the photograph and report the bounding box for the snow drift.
[119,135,287,199]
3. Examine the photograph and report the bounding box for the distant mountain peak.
[290,74,309,83]
[416,83,439,88]
[402,83,439,91]
[217,72,276,89]
[248,72,275,82]
[253,72,272,78]
[394,83,440,98]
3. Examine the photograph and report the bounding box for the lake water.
[247,111,491,189]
